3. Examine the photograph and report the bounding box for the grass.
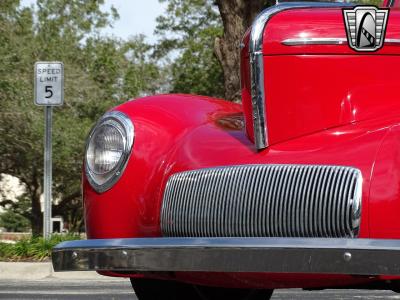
[0,234,81,262]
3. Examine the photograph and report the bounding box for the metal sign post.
[34,62,64,239]
[43,106,52,239]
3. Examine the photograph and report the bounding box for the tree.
[0,211,30,232]
[0,0,160,235]
[156,0,273,102]
[155,0,225,98]
[122,35,165,98]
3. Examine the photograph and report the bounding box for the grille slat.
[335,168,346,237]
[342,172,352,237]
[161,165,362,238]
[256,168,266,236]
[295,167,306,236]
[304,167,316,236]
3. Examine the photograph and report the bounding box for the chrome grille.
[161,165,362,238]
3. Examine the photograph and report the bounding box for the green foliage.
[155,0,224,98]
[122,35,165,97]
[0,211,30,232]
[0,0,161,235]
[0,234,80,261]
[169,25,224,97]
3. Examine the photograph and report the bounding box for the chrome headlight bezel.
[85,111,134,193]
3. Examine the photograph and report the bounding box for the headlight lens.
[87,122,124,176]
[85,111,134,192]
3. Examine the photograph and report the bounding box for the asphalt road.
[0,279,400,300]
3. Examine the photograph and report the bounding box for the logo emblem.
[343,6,389,52]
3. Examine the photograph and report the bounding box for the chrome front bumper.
[52,237,400,275]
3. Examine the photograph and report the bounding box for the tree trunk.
[29,167,43,236]
[214,0,274,102]
[31,189,43,236]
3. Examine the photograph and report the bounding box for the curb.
[0,262,123,281]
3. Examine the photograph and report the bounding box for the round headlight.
[85,111,134,193]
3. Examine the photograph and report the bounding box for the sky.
[20,0,166,43]
[100,0,166,43]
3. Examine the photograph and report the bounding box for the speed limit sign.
[34,62,64,106]
[34,61,64,239]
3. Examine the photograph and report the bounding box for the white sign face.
[34,62,64,106]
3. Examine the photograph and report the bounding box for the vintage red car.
[53,1,400,299]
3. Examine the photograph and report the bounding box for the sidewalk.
[0,262,123,281]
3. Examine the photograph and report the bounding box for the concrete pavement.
[0,262,109,281]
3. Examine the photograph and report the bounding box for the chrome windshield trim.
[282,37,347,46]
[249,2,354,150]
[53,237,400,275]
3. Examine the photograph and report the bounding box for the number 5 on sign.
[34,62,64,106]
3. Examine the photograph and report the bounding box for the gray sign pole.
[34,61,64,239]
[43,106,53,239]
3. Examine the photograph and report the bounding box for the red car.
[53,1,400,299]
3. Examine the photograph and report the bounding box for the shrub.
[0,211,30,232]
[0,234,80,261]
